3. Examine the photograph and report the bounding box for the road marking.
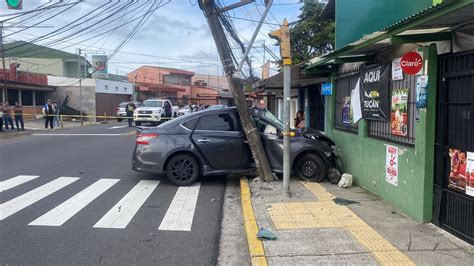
[158,183,201,231]
[0,177,79,221]
[109,125,129,130]
[93,180,160,229]
[1,175,40,192]
[240,178,268,266]
[33,134,124,136]
[123,131,136,136]
[29,179,119,226]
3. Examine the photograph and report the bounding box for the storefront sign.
[400,52,423,75]
[92,55,108,79]
[391,88,409,136]
[386,145,398,186]
[449,149,474,197]
[321,83,333,95]
[392,58,403,80]
[416,75,428,109]
[360,65,390,121]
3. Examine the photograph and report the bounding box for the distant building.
[3,41,89,78]
[0,63,56,119]
[127,66,193,105]
[191,74,229,91]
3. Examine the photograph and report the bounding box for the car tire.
[117,118,122,122]
[135,121,141,126]
[166,154,200,186]
[295,154,327,182]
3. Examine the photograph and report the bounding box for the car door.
[191,112,245,170]
[252,116,285,171]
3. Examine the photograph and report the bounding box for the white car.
[178,106,192,116]
[133,99,178,126]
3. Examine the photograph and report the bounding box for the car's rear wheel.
[295,154,327,182]
[166,154,199,186]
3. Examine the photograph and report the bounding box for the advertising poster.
[92,55,108,79]
[360,65,390,121]
[350,78,362,124]
[386,145,398,186]
[448,149,474,196]
[342,97,351,125]
[416,75,428,109]
[391,88,409,136]
[392,58,403,80]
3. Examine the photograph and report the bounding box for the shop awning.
[253,63,328,90]
[0,79,56,91]
[306,0,474,71]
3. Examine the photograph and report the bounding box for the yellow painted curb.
[240,177,268,266]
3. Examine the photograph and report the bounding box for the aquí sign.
[400,52,423,75]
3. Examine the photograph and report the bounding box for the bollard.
[60,115,64,128]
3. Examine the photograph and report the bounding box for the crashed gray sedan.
[132,107,342,186]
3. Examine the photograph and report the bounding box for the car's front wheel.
[295,154,327,182]
[166,154,200,186]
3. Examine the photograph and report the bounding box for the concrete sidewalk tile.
[267,253,378,266]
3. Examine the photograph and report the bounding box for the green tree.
[290,0,335,64]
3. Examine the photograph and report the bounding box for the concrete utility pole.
[1,22,8,102]
[77,48,83,126]
[269,19,292,196]
[199,0,274,182]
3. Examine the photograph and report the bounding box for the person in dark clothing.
[125,101,136,127]
[294,111,305,130]
[2,101,15,131]
[164,101,172,118]
[42,99,55,130]
[14,101,24,131]
[0,107,3,132]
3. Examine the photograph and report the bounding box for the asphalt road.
[0,123,226,265]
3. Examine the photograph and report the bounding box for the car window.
[143,101,163,107]
[181,118,199,131]
[119,102,128,107]
[254,117,277,135]
[196,113,240,131]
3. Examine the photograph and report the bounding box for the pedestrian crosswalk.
[0,175,202,231]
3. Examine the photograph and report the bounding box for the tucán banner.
[360,65,390,121]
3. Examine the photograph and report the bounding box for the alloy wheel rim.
[302,160,320,178]
[170,159,195,182]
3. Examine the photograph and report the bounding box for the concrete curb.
[240,177,268,266]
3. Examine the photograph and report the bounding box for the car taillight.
[136,133,159,145]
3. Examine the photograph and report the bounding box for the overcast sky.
[0,0,303,78]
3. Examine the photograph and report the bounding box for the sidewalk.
[241,177,473,266]
[0,119,108,140]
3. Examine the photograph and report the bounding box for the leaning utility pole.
[269,19,292,196]
[199,0,274,182]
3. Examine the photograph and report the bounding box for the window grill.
[367,72,417,147]
[334,73,359,134]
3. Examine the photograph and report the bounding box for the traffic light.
[268,18,291,65]
[6,0,22,10]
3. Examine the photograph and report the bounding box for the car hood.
[300,128,335,146]
[136,107,161,111]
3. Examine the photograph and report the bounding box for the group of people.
[42,99,61,130]
[0,99,61,132]
[189,104,207,112]
[0,101,24,132]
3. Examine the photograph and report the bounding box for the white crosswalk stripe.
[2,175,204,231]
[159,183,201,231]
[0,177,79,221]
[94,180,160,229]
[0,175,40,192]
[29,179,119,226]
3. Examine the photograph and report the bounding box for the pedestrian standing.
[53,102,61,127]
[2,101,15,131]
[125,101,136,127]
[42,99,55,130]
[14,101,24,131]
[0,105,3,132]
[294,111,305,130]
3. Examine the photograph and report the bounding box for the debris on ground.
[333,197,360,205]
[256,228,277,240]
